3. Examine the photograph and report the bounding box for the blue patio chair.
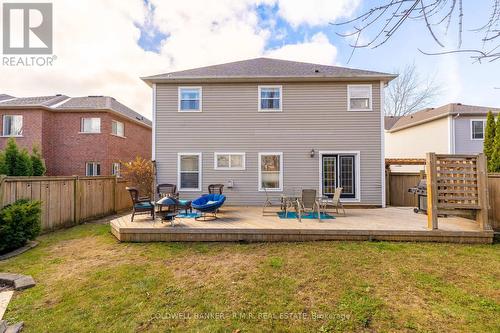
[191,193,226,221]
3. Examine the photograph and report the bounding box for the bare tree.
[385,63,441,116]
[331,0,500,63]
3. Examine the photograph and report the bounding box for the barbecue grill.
[408,179,427,214]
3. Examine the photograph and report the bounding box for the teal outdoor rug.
[177,212,201,218]
[277,211,335,219]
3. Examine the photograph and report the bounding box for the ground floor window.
[259,152,283,191]
[321,153,357,199]
[86,162,101,176]
[178,153,202,191]
[112,162,121,177]
[214,152,245,170]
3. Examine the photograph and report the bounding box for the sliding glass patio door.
[322,154,356,199]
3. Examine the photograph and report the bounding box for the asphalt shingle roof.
[143,57,397,82]
[0,94,151,127]
[388,103,500,132]
[0,94,15,101]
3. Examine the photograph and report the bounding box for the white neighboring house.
[385,103,500,172]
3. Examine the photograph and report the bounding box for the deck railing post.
[426,152,438,230]
[476,153,489,230]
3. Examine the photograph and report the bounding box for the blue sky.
[3,0,498,117]
[136,1,500,109]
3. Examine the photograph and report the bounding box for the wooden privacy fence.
[0,176,132,231]
[426,153,489,230]
[385,171,423,207]
[489,173,500,231]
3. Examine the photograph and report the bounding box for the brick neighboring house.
[0,94,152,176]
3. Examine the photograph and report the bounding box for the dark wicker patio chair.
[126,187,154,222]
[208,184,224,194]
[157,183,179,198]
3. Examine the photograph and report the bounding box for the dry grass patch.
[0,223,498,332]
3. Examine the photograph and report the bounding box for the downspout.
[450,113,460,154]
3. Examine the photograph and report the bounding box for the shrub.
[31,146,46,176]
[121,156,154,197]
[491,114,500,172]
[14,148,33,176]
[0,199,42,254]
[0,138,47,176]
[484,111,496,172]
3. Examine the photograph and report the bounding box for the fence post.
[476,153,489,230]
[385,167,391,206]
[0,175,6,208]
[74,176,80,224]
[426,153,438,230]
[113,176,117,214]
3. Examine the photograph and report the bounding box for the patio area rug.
[177,212,202,218]
[277,211,335,219]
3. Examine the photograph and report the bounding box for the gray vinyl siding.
[155,81,383,205]
[454,115,486,154]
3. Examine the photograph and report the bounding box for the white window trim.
[258,152,283,192]
[347,84,373,111]
[85,162,101,176]
[258,85,283,112]
[214,152,246,170]
[177,152,202,191]
[80,117,101,134]
[318,151,361,203]
[2,115,23,137]
[112,162,121,177]
[178,86,202,112]
[111,120,125,138]
[470,119,486,141]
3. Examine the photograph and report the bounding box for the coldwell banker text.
[2,2,56,66]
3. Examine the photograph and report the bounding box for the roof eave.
[388,114,450,133]
[0,105,151,128]
[141,74,398,85]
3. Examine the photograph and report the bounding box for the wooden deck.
[110,206,494,243]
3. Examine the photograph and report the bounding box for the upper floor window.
[2,115,23,136]
[471,120,486,140]
[112,120,124,137]
[86,162,101,176]
[178,87,202,112]
[81,117,101,133]
[258,86,282,112]
[214,152,245,170]
[347,85,372,111]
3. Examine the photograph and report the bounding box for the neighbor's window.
[471,120,485,140]
[179,87,202,112]
[259,86,282,111]
[81,117,101,133]
[2,115,23,136]
[112,120,124,137]
[178,153,201,191]
[214,153,245,170]
[86,162,101,176]
[259,152,283,191]
[112,162,121,177]
[347,85,372,111]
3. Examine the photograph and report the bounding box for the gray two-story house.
[385,104,500,164]
[143,58,396,206]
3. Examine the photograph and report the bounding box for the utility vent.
[314,69,320,73]
[88,95,104,98]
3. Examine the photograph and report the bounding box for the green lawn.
[1,223,499,333]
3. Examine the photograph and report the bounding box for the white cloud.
[275,0,361,27]
[0,0,355,118]
[265,32,337,65]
